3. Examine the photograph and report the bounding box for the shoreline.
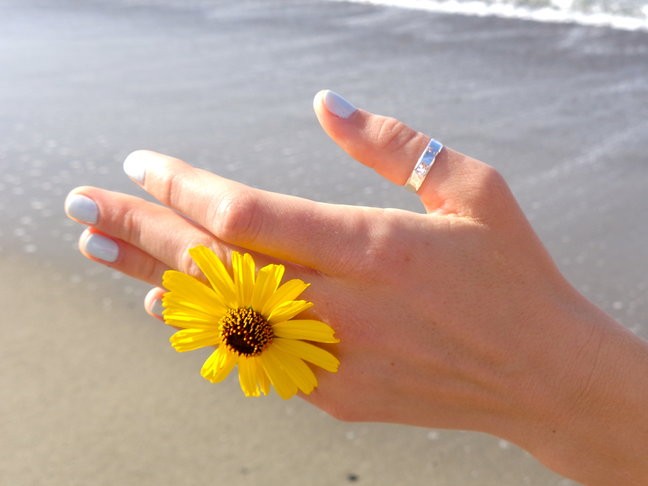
[333,0,648,32]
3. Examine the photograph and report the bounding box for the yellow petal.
[232,251,255,307]
[238,357,267,397]
[201,347,237,383]
[162,300,217,323]
[162,270,227,317]
[170,328,220,352]
[272,320,339,343]
[272,338,340,373]
[268,300,313,324]
[252,357,271,396]
[162,313,214,330]
[162,295,222,330]
[188,246,237,307]
[262,279,309,317]
[260,346,298,400]
[272,349,318,395]
[250,263,284,312]
[237,357,255,397]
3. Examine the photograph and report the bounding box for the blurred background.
[2,0,647,484]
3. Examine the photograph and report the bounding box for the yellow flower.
[161,246,339,399]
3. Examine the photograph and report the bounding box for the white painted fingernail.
[123,151,148,184]
[321,90,357,119]
[84,233,119,263]
[65,194,98,224]
[151,299,164,318]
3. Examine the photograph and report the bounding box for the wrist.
[501,290,648,484]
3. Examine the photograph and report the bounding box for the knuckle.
[481,164,506,188]
[464,164,519,224]
[374,116,420,157]
[353,210,402,277]
[177,242,205,279]
[140,256,164,285]
[157,166,186,209]
[178,245,198,276]
[176,235,219,278]
[478,165,513,206]
[119,205,142,246]
[211,190,263,245]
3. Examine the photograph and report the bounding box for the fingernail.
[320,90,357,119]
[83,233,119,263]
[123,151,148,184]
[151,298,164,318]
[65,193,98,224]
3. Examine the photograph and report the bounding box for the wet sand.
[2,0,647,484]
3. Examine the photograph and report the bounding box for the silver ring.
[404,138,444,192]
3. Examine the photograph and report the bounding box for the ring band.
[404,138,444,192]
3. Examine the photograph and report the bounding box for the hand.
[65,90,648,485]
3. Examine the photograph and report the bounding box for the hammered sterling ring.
[404,138,444,192]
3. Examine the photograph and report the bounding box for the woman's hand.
[65,91,648,485]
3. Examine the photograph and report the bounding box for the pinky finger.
[78,227,170,286]
[144,287,166,321]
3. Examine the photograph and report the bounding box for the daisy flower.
[161,246,339,399]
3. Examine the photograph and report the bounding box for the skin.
[66,91,648,485]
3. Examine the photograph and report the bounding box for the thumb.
[313,89,498,217]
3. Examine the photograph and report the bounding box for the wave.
[331,0,648,31]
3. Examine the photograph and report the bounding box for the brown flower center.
[220,307,274,357]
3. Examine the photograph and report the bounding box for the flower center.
[219,307,274,357]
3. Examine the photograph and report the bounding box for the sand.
[2,0,647,484]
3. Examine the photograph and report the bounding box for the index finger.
[313,90,499,219]
[122,150,368,275]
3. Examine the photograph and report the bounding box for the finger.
[121,150,370,275]
[78,227,170,285]
[65,187,327,286]
[144,287,166,321]
[66,187,224,282]
[313,89,500,218]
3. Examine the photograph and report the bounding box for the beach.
[1,0,647,484]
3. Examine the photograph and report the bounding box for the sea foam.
[331,0,648,31]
